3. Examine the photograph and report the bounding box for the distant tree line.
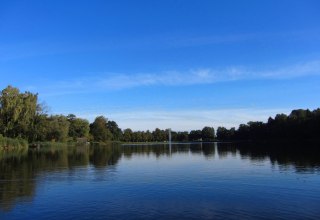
[0,86,91,143]
[0,86,215,144]
[1,86,319,144]
[216,109,320,141]
[120,126,215,142]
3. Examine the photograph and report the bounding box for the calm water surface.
[1,142,320,219]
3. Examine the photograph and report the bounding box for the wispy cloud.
[71,108,291,131]
[35,59,320,96]
[260,60,320,79]
[2,29,320,62]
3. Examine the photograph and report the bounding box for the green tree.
[68,115,90,140]
[217,127,227,140]
[216,127,236,140]
[31,114,49,142]
[201,126,215,141]
[90,116,112,142]
[107,120,122,141]
[145,130,153,142]
[46,115,70,142]
[123,128,133,142]
[28,102,50,142]
[175,131,189,142]
[132,131,143,142]
[0,86,38,139]
[189,130,202,141]
[75,118,90,138]
[152,128,166,142]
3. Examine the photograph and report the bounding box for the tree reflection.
[0,143,122,211]
[230,141,320,172]
[215,143,237,159]
[1,141,320,211]
[0,148,34,211]
[89,143,121,167]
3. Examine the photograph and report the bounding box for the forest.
[0,85,319,147]
[0,86,214,145]
[216,109,320,141]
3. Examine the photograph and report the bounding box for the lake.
[1,142,320,219]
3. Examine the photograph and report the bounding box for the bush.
[0,135,28,149]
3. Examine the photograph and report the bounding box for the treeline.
[0,86,215,144]
[1,86,319,145]
[0,86,90,143]
[216,109,320,141]
[120,126,215,142]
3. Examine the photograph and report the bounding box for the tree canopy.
[90,116,112,142]
[1,85,319,144]
[216,109,320,141]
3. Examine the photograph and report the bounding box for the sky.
[1,0,320,131]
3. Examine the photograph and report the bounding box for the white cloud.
[89,60,320,87]
[33,59,320,97]
[73,108,290,131]
[260,60,320,79]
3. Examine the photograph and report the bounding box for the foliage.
[1,86,319,144]
[0,86,37,139]
[0,134,28,148]
[201,126,215,141]
[217,108,320,141]
[152,128,167,142]
[122,128,133,142]
[90,116,112,142]
[189,130,202,141]
[68,114,90,140]
[107,120,122,141]
[0,86,91,143]
[45,115,70,142]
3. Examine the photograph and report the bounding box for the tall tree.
[217,127,228,140]
[68,115,90,140]
[107,120,122,141]
[90,116,112,142]
[152,128,166,142]
[201,126,215,141]
[46,115,70,142]
[189,130,202,141]
[0,86,37,139]
[122,128,133,142]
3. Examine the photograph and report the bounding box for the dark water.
[1,142,320,220]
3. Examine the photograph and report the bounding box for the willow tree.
[0,86,38,139]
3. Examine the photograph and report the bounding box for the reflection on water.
[235,141,320,173]
[0,144,122,211]
[0,141,320,218]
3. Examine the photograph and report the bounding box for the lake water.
[1,142,320,219]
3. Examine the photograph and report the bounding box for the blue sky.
[1,0,320,131]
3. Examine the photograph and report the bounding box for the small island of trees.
[0,85,319,148]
